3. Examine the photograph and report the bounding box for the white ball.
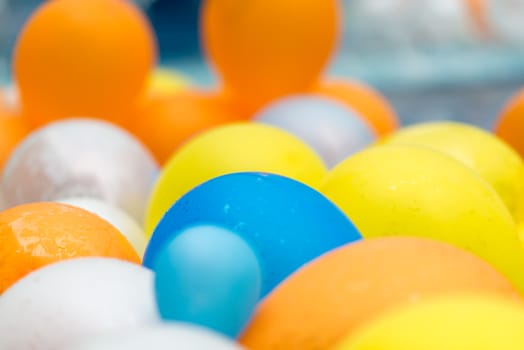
[1,118,159,225]
[57,197,148,257]
[66,323,245,350]
[255,95,376,168]
[0,258,159,350]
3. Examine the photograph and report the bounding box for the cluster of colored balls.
[2,0,524,349]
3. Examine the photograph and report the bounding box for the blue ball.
[153,225,261,338]
[255,95,376,168]
[144,172,361,296]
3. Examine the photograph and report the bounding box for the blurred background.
[1,0,524,128]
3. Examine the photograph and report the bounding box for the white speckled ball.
[66,323,246,350]
[0,258,159,350]
[57,197,148,257]
[1,118,159,224]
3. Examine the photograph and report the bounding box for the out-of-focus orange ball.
[0,202,140,294]
[314,79,399,137]
[240,237,519,350]
[13,0,157,128]
[0,106,27,172]
[465,0,488,34]
[495,89,524,159]
[201,0,340,115]
[128,90,244,164]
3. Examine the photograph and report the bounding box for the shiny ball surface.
[0,258,159,350]
[2,118,159,224]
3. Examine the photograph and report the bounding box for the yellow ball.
[383,121,524,221]
[518,223,524,248]
[147,67,190,97]
[333,293,524,350]
[145,122,327,233]
[320,145,524,292]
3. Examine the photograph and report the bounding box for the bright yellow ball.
[145,122,327,233]
[383,121,524,221]
[333,293,524,350]
[147,67,190,97]
[320,144,524,292]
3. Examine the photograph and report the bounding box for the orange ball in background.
[314,79,399,137]
[495,88,524,159]
[13,0,156,128]
[128,90,244,164]
[0,109,28,172]
[240,237,519,350]
[465,0,488,34]
[201,0,340,115]
[0,202,140,294]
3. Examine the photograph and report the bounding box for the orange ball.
[13,0,156,128]
[201,0,340,114]
[240,237,519,350]
[495,88,524,159]
[0,111,28,172]
[314,79,399,137]
[465,0,488,34]
[128,90,244,164]
[0,202,140,293]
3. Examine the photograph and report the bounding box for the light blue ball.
[153,225,261,338]
[144,172,361,297]
[255,95,376,168]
